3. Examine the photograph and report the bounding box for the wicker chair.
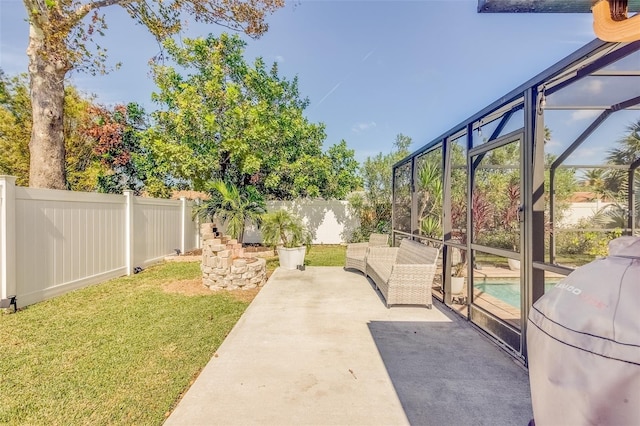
[366,238,439,308]
[344,233,389,275]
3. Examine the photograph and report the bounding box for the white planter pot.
[277,246,307,270]
[451,276,465,295]
[508,258,521,271]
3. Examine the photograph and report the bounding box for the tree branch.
[71,0,133,27]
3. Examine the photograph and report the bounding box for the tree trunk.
[27,22,68,189]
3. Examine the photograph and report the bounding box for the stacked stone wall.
[201,232,266,291]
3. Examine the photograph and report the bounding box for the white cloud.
[585,78,604,95]
[569,109,601,122]
[275,55,284,63]
[351,121,377,133]
[545,138,562,149]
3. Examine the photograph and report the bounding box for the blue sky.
[0,0,597,163]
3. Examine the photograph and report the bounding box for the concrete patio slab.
[165,266,532,426]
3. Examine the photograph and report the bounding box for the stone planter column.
[201,234,266,291]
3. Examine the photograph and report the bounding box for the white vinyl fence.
[0,176,199,309]
[243,199,358,245]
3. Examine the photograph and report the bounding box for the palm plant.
[607,118,640,165]
[193,180,266,243]
[580,169,609,199]
[260,209,311,249]
[417,160,443,238]
[602,118,640,197]
[591,203,630,229]
[452,260,467,278]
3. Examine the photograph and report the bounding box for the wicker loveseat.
[366,238,439,308]
[344,233,389,275]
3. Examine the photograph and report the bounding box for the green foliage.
[545,153,578,223]
[604,118,640,194]
[555,229,606,256]
[23,0,283,77]
[0,70,110,191]
[580,168,610,200]
[0,71,31,186]
[590,203,629,228]
[555,213,624,258]
[348,134,411,241]
[63,86,103,192]
[452,260,466,277]
[260,209,311,249]
[193,180,266,243]
[476,229,515,250]
[83,102,151,194]
[22,0,283,189]
[581,119,640,229]
[325,140,363,199]
[417,153,443,238]
[148,34,359,200]
[576,119,640,216]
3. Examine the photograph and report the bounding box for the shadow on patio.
[369,317,532,425]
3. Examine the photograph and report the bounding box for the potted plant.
[260,209,312,270]
[451,261,466,297]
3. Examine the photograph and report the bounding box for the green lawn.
[0,262,252,425]
[265,244,346,271]
[0,245,346,425]
[305,244,346,266]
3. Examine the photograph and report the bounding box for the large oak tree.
[22,0,284,188]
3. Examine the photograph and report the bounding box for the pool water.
[475,280,559,308]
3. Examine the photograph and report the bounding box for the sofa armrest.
[367,247,399,265]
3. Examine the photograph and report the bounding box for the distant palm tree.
[604,118,640,196]
[580,168,611,200]
[194,180,266,243]
[608,118,640,165]
[591,203,629,229]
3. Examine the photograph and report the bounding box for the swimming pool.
[474,280,560,308]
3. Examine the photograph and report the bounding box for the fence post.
[0,176,17,306]
[195,198,201,249]
[124,190,134,275]
[180,197,187,255]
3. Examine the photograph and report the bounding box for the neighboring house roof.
[568,191,618,203]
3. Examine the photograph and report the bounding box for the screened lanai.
[392,38,640,362]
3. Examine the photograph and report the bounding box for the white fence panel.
[0,177,200,309]
[14,188,127,307]
[559,201,616,226]
[133,196,183,267]
[182,199,198,253]
[0,176,359,309]
[243,199,357,244]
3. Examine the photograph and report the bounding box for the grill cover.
[527,236,640,425]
